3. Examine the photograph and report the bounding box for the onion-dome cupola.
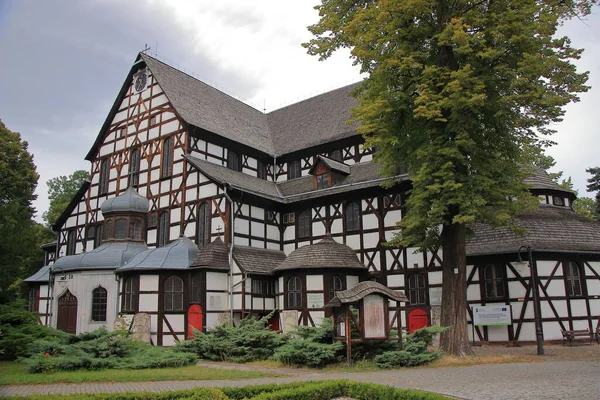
[99,186,149,243]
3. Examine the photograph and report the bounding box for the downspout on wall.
[223,185,235,325]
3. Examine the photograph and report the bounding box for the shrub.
[175,313,287,363]
[0,301,67,360]
[22,326,197,373]
[374,326,445,369]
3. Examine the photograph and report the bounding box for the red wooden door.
[408,309,429,334]
[187,304,203,338]
[57,290,78,334]
[267,312,280,332]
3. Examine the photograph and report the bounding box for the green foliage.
[586,167,600,217]
[345,381,450,400]
[0,121,47,302]
[175,314,287,363]
[573,197,599,221]
[374,326,445,369]
[43,169,90,226]
[0,301,65,360]
[21,327,196,373]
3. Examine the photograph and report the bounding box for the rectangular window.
[227,150,242,172]
[129,148,141,187]
[483,264,505,299]
[158,212,170,247]
[283,213,295,224]
[345,201,361,232]
[287,160,301,179]
[257,160,267,180]
[252,280,275,296]
[565,261,583,297]
[298,210,311,239]
[316,173,328,189]
[66,229,76,255]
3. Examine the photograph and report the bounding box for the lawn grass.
[0,361,278,386]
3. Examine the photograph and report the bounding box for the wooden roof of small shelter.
[325,281,408,308]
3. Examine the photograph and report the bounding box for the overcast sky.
[0,1,599,222]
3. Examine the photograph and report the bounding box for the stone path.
[2,345,599,399]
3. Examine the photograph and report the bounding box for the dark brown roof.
[267,83,361,155]
[185,155,403,204]
[524,167,575,194]
[233,246,286,275]
[325,281,408,308]
[466,205,600,256]
[191,237,230,270]
[275,235,367,271]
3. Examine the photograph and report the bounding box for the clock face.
[134,71,148,93]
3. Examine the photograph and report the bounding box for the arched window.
[297,209,311,239]
[564,261,583,297]
[91,286,108,321]
[329,149,342,162]
[345,201,361,232]
[130,219,142,241]
[115,218,127,239]
[483,264,505,299]
[196,203,210,247]
[190,272,203,304]
[161,136,173,177]
[158,212,170,247]
[329,275,344,301]
[287,276,302,309]
[164,276,184,311]
[104,218,114,240]
[122,276,138,312]
[129,148,141,187]
[99,158,110,195]
[408,274,427,305]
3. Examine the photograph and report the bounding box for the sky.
[0,0,599,222]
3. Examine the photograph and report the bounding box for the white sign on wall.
[472,306,512,326]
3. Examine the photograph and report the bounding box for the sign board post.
[471,306,512,346]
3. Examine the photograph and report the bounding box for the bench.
[561,329,596,346]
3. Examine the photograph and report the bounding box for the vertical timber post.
[397,300,403,350]
[345,304,352,366]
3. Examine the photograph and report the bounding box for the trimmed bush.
[0,301,67,360]
[175,313,287,363]
[374,326,445,369]
[22,327,197,373]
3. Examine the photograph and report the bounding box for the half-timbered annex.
[26,52,600,345]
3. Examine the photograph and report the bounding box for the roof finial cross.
[216,226,223,238]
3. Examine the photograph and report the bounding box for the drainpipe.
[223,185,235,325]
[47,229,61,327]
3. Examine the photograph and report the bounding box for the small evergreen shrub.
[272,318,344,368]
[22,327,197,373]
[0,301,67,360]
[374,326,445,369]
[175,313,287,363]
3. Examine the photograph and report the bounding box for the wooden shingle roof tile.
[233,246,286,275]
[275,235,367,271]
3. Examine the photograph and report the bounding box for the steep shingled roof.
[191,237,230,271]
[466,205,600,256]
[185,155,403,204]
[275,235,367,272]
[524,167,575,193]
[233,246,286,275]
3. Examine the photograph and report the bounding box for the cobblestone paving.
[2,345,599,399]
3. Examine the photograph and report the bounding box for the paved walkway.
[2,345,599,399]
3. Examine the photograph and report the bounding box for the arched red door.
[408,309,429,333]
[187,304,203,338]
[57,290,78,334]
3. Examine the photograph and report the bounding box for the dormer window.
[316,173,328,189]
[553,196,564,206]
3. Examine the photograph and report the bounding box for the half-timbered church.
[25,52,600,346]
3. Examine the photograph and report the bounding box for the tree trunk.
[439,223,474,357]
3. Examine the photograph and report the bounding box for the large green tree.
[0,121,49,302]
[586,167,600,216]
[43,170,90,226]
[305,0,593,356]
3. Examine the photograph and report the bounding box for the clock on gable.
[133,68,149,94]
